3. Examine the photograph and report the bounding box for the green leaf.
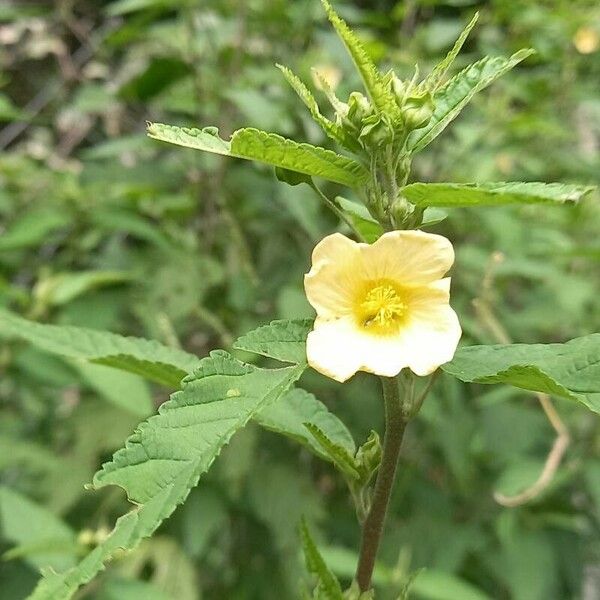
[354,430,382,485]
[237,323,358,463]
[233,318,313,365]
[35,270,132,306]
[304,423,360,479]
[73,362,154,418]
[28,486,177,600]
[402,181,594,208]
[321,0,399,120]
[299,517,343,600]
[0,208,70,251]
[408,49,534,153]
[0,312,351,462]
[0,309,200,388]
[321,545,488,599]
[412,570,491,600]
[275,167,313,187]
[0,487,76,573]
[231,128,368,187]
[147,123,368,188]
[276,64,354,150]
[147,123,231,154]
[426,12,479,91]
[92,352,303,502]
[255,388,356,459]
[421,207,448,227]
[336,196,384,243]
[94,578,170,600]
[442,334,600,414]
[29,352,304,600]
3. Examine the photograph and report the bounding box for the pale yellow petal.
[350,331,414,378]
[307,317,411,381]
[304,231,461,382]
[360,230,454,285]
[306,317,365,382]
[304,233,366,318]
[402,280,461,375]
[356,279,460,377]
[402,308,461,375]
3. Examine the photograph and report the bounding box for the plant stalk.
[355,375,408,592]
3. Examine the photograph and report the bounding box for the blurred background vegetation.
[0,0,599,598]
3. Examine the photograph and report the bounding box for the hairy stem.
[308,181,366,241]
[355,376,408,591]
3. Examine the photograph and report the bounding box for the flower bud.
[355,431,382,485]
[402,91,434,130]
[391,73,406,102]
[345,92,373,129]
[359,114,392,148]
[390,196,423,229]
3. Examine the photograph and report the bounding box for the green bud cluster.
[335,92,394,151]
[331,69,435,159]
[332,70,436,230]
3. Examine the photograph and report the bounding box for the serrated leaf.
[147,123,368,188]
[442,334,600,414]
[426,13,479,91]
[93,351,303,502]
[231,128,368,187]
[256,388,356,459]
[147,123,231,154]
[28,485,178,600]
[29,353,304,600]
[408,49,534,153]
[401,181,594,208]
[234,318,313,364]
[0,312,351,466]
[300,517,344,600]
[0,309,201,388]
[304,423,360,479]
[276,64,356,151]
[320,0,399,119]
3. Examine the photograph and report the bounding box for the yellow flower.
[304,230,461,382]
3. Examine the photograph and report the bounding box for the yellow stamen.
[357,281,406,334]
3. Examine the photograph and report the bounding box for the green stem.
[308,181,367,242]
[355,376,408,592]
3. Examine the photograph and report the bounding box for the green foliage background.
[0,0,599,598]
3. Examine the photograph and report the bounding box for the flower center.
[357,281,406,334]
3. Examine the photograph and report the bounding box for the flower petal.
[306,317,412,381]
[306,317,365,382]
[304,231,461,382]
[351,331,414,378]
[361,230,454,285]
[402,280,462,375]
[304,233,366,318]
